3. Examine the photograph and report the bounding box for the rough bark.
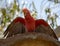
[0,33,60,46]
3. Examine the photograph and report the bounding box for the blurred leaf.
[1,8,6,16]
[48,0,59,4]
[17,5,20,12]
[32,11,37,19]
[32,1,37,11]
[32,2,36,9]
[45,8,51,13]
[54,0,58,3]
[55,13,58,18]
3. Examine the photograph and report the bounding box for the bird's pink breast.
[25,21,35,32]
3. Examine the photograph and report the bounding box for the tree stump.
[0,33,60,46]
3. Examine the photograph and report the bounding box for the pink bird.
[3,8,58,40]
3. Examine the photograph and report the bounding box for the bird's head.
[22,8,30,16]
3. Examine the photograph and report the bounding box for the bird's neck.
[25,13,34,23]
[25,13,35,32]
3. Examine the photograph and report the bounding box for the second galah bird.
[3,8,58,40]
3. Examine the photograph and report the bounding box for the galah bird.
[22,8,58,40]
[3,8,58,40]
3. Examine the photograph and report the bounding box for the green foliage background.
[0,0,59,31]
